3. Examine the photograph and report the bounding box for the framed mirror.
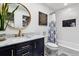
[7,3,31,29]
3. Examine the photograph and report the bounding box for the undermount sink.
[5,33,41,40]
[22,33,36,38]
[12,34,35,39]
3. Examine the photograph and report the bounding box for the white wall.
[56,4,79,51]
[22,3,52,34]
[0,3,52,35]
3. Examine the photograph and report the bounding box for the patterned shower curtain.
[48,21,56,43]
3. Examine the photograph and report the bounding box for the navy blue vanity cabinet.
[13,41,33,56]
[33,38,44,56]
[0,48,11,56]
[13,37,44,56]
[0,45,13,56]
[0,37,44,56]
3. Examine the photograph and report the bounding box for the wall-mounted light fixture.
[64,3,68,6]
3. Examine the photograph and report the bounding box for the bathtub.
[58,41,79,56]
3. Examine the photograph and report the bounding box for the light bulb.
[64,3,68,6]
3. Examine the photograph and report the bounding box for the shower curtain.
[48,21,56,43]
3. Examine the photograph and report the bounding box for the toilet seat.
[45,42,58,50]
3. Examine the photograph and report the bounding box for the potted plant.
[0,3,19,30]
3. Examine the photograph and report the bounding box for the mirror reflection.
[8,3,31,29]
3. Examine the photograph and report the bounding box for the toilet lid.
[46,42,58,47]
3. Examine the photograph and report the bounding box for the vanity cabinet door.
[33,38,44,56]
[0,46,12,56]
[13,41,33,56]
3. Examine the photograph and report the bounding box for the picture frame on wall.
[62,19,76,27]
[39,12,47,26]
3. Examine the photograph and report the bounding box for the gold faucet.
[17,29,22,37]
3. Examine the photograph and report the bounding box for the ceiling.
[42,3,78,12]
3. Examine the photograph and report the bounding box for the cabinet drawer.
[13,41,33,56]
[22,52,32,56]
[15,45,32,51]
[14,41,33,50]
[16,46,32,53]
[17,51,33,56]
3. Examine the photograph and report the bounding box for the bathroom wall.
[56,4,79,51]
[0,3,52,35]
[22,3,52,34]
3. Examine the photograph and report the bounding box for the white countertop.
[0,34,45,48]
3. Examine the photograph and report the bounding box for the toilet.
[45,42,58,56]
[45,42,58,50]
[44,21,58,55]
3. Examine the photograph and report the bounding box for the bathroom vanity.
[0,35,44,56]
[0,3,44,56]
